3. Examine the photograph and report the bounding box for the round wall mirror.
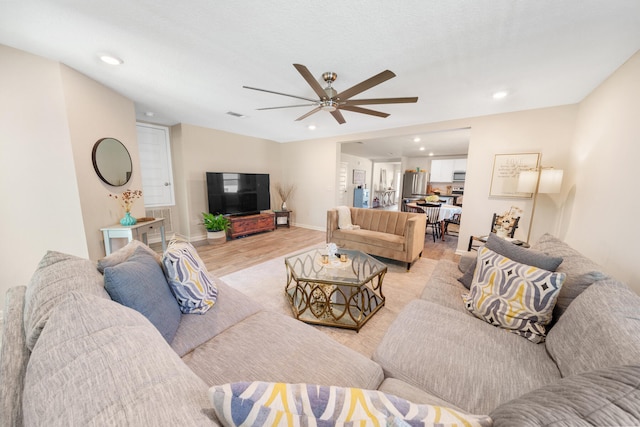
[92,137,133,186]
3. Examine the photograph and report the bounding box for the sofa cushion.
[170,280,263,357]
[0,286,29,427]
[22,292,216,425]
[96,239,162,273]
[420,259,468,313]
[531,233,609,321]
[463,247,565,343]
[546,279,640,377]
[490,365,640,427]
[350,208,414,236]
[373,299,561,414]
[104,246,181,343]
[459,233,563,289]
[162,241,218,314]
[333,228,405,251]
[182,310,384,391]
[209,381,492,427]
[23,250,109,351]
[377,378,466,412]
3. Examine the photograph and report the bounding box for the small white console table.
[100,218,166,256]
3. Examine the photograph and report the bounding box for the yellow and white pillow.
[209,381,492,427]
[463,247,566,343]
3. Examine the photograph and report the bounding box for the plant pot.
[207,230,227,244]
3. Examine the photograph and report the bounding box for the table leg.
[441,221,446,241]
[102,230,112,256]
[160,225,166,252]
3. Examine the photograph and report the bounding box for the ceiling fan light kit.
[243,64,418,124]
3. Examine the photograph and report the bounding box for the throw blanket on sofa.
[337,206,360,230]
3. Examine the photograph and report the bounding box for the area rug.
[220,247,438,358]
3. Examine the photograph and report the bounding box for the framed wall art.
[489,153,540,198]
[353,169,365,186]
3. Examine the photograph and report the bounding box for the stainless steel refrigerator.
[402,172,429,198]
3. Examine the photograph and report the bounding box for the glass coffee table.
[284,248,387,332]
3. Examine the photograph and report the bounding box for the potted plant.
[202,212,230,244]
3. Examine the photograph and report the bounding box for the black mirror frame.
[91,137,133,187]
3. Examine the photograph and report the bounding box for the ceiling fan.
[243,64,418,124]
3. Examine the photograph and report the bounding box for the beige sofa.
[326,207,426,270]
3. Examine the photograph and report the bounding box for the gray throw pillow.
[104,246,181,343]
[458,234,564,289]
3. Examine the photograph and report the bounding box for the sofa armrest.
[405,214,427,258]
[326,209,339,243]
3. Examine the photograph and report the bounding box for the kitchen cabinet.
[430,159,467,182]
[453,158,467,172]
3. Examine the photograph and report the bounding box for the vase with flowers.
[109,189,143,226]
[275,183,295,211]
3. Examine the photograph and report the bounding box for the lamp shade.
[517,170,538,193]
[538,168,563,194]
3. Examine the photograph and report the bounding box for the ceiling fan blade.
[336,70,396,100]
[331,109,346,124]
[293,64,328,100]
[295,106,322,121]
[340,105,390,118]
[343,97,418,106]
[243,86,318,103]
[257,103,317,111]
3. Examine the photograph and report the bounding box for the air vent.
[226,111,246,118]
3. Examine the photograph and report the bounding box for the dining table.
[406,202,462,241]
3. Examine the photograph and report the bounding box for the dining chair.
[491,213,520,238]
[443,212,461,237]
[421,204,441,242]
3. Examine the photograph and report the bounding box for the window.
[136,123,175,207]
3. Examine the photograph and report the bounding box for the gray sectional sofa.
[0,243,383,426]
[374,233,640,425]
[1,234,639,425]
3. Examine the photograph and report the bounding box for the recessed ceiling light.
[492,90,508,100]
[308,125,316,130]
[419,147,425,151]
[144,111,155,117]
[413,137,421,143]
[99,54,123,65]
[428,152,434,156]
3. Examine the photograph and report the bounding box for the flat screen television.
[206,172,270,216]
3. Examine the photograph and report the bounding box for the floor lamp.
[517,167,564,243]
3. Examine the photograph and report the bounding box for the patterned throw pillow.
[209,382,492,427]
[162,241,217,314]
[463,247,566,343]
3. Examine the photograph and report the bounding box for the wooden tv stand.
[227,212,275,239]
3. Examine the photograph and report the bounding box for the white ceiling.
[1,1,639,158]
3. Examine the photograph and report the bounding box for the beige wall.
[60,65,141,261]
[170,123,281,241]
[0,46,87,308]
[290,106,577,251]
[2,42,639,313]
[280,139,340,230]
[563,51,640,289]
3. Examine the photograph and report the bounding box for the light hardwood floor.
[155,224,461,277]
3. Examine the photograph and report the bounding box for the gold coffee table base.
[284,249,387,332]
